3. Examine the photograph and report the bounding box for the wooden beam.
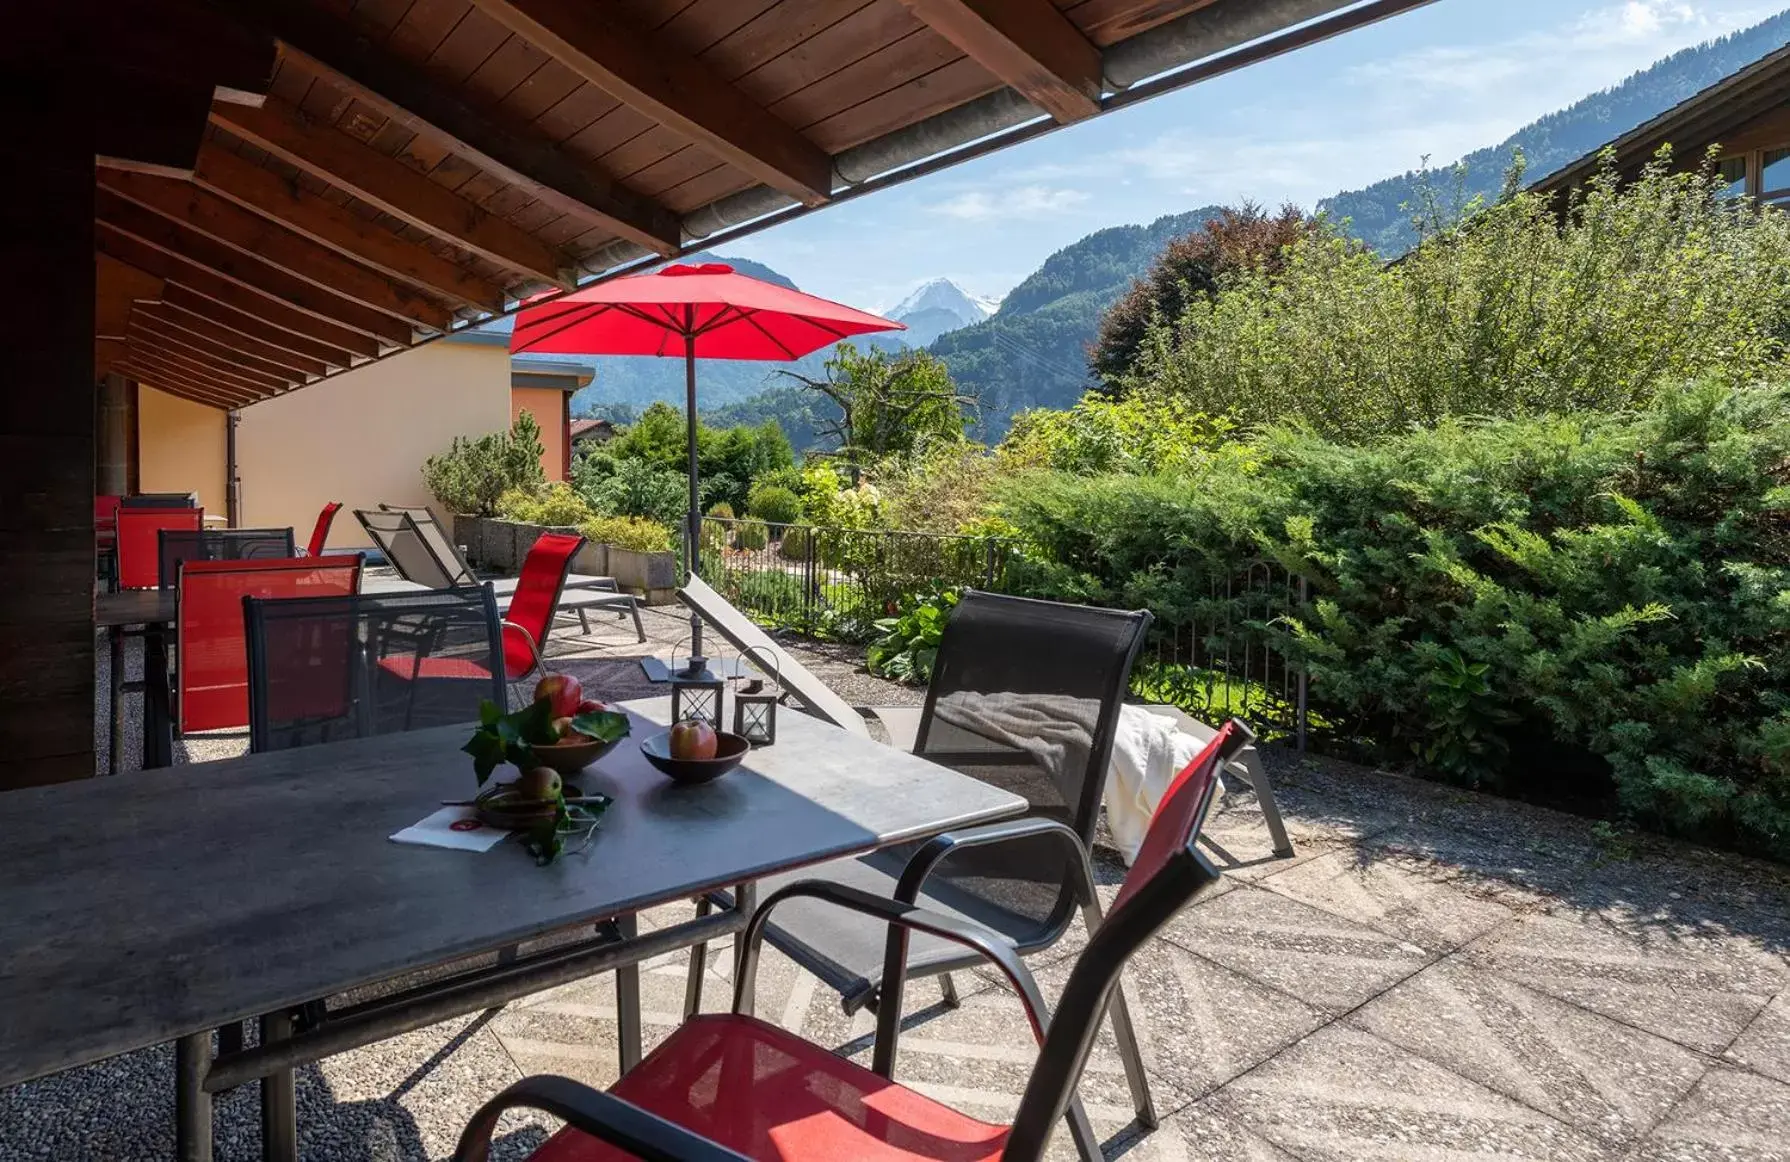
[160,282,361,369]
[248,0,684,256]
[137,299,327,379]
[118,358,256,410]
[98,169,455,332]
[467,0,835,206]
[97,338,130,374]
[95,76,217,178]
[96,189,413,347]
[894,0,1101,123]
[97,228,377,363]
[192,143,506,312]
[123,343,271,401]
[126,329,291,394]
[212,100,573,286]
[131,310,309,386]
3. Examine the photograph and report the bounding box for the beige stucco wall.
[137,386,229,516]
[511,386,567,482]
[235,340,510,551]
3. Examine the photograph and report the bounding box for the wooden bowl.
[473,788,558,830]
[639,730,750,785]
[532,735,622,774]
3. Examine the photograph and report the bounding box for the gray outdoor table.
[0,697,1024,1161]
[96,589,179,770]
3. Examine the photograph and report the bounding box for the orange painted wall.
[137,386,229,517]
[511,386,569,482]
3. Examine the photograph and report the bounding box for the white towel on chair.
[1104,706,1217,866]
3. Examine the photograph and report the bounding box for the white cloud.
[935,185,1090,220]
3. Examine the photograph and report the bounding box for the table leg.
[175,1032,213,1162]
[259,1011,298,1162]
[143,625,173,769]
[732,882,758,1017]
[615,913,643,1073]
[108,626,123,776]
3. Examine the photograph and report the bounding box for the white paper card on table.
[390,806,510,853]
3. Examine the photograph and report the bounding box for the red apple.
[533,673,583,718]
[576,698,608,715]
[668,718,717,761]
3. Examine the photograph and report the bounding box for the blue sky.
[720,0,1785,312]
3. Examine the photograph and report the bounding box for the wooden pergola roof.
[98,0,1436,409]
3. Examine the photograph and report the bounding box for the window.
[1762,147,1790,206]
[1718,155,1749,200]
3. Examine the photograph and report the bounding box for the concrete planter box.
[571,541,608,578]
[454,514,489,568]
[607,546,678,604]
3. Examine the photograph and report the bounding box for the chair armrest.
[500,619,542,676]
[894,817,1100,910]
[454,1074,751,1162]
[561,577,622,593]
[736,879,1054,1046]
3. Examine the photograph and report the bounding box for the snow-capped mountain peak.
[883,278,997,347]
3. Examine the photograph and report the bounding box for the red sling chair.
[176,556,363,735]
[453,721,1253,1162]
[116,508,204,590]
[304,501,343,557]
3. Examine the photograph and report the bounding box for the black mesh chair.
[685,591,1159,1125]
[355,508,461,589]
[157,527,296,588]
[244,585,505,752]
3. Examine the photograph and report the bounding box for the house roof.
[95,0,1439,411]
[570,417,613,440]
[1530,40,1790,197]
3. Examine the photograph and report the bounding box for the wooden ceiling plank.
[99,230,377,364]
[96,338,131,375]
[96,187,415,347]
[212,99,571,285]
[119,357,260,409]
[126,330,293,393]
[138,299,329,379]
[253,0,684,256]
[893,0,1101,122]
[119,366,247,410]
[98,170,456,333]
[192,144,507,312]
[131,310,313,385]
[467,0,834,206]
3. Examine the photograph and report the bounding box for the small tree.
[778,342,976,477]
[422,412,547,515]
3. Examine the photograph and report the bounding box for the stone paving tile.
[1142,1100,1305,1161]
[0,1015,544,1162]
[1624,1066,1790,1162]
[1159,883,1435,1016]
[1206,1023,1616,1161]
[1459,910,1787,1056]
[1254,845,1522,952]
[1723,992,1790,1086]
[1357,822,1595,908]
[1348,958,1709,1147]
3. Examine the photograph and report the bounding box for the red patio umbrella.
[510,262,903,658]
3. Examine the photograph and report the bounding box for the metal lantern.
[731,645,782,746]
[669,643,726,729]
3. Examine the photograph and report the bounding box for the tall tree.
[1090,203,1318,390]
[778,342,977,474]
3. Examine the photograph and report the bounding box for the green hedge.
[1000,381,1790,859]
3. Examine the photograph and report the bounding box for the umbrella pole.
[684,325,703,662]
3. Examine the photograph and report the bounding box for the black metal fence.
[697,517,1010,642]
[698,516,1308,745]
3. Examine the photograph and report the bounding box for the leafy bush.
[733,520,769,551]
[998,392,1238,477]
[778,524,813,562]
[746,482,801,527]
[579,515,672,554]
[999,381,1790,859]
[706,501,736,520]
[423,412,546,516]
[601,402,793,512]
[576,457,688,529]
[1133,153,1790,441]
[497,482,593,526]
[867,589,960,685]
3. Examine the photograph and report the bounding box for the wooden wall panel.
[0,68,97,787]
